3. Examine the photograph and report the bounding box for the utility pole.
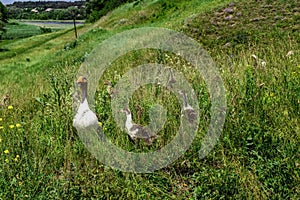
[71,6,78,39]
[73,16,78,39]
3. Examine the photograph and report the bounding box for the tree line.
[85,0,136,22]
[10,1,85,9]
[7,1,86,20]
[6,0,137,21]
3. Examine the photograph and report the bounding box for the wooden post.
[73,16,78,39]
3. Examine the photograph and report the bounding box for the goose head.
[120,108,131,115]
[77,76,87,87]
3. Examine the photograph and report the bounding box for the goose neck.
[182,92,188,108]
[125,113,133,129]
[81,83,88,103]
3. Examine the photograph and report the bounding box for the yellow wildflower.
[0,138,2,142]
[98,121,103,127]
[0,126,3,129]
[7,105,13,110]
[14,155,20,162]
[0,118,2,121]
[9,125,15,129]
[4,149,9,154]
[16,123,22,128]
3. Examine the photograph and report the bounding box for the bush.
[40,26,52,34]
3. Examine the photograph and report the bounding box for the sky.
[1,0,79,5]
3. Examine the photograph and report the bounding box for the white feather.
[73,99,98,129]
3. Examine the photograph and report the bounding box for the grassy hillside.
[0,0,299,199]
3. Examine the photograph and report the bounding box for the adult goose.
[121,108,157,145]
[73,76,102,139]
[179,90,197,124]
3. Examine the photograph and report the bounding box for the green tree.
[0,2,8,37]
[85,0,135,22]
[0,2,8,22]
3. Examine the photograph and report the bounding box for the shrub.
[40,26,52,34]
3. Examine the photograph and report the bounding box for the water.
[20,20,84,25]
[19,20,84,29]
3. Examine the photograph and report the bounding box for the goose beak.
[77,76,83,83]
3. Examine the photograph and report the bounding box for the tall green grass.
[0,0,299,199]
[0,22,42,40]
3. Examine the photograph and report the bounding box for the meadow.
[0,0,299,199]
[0,22,42,40]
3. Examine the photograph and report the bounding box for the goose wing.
[182,108,197,124]
[130,125,152,139]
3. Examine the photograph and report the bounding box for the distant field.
[0,22,42,40]
[0,20,84,40]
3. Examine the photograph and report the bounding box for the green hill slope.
[0,0,299,199]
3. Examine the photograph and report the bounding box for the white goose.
[121,108,157,145]
[179,90,197,124]
[73,76,100,131]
